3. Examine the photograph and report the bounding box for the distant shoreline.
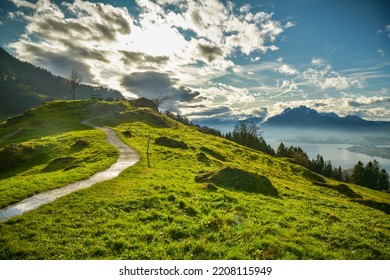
[346,146,390,160]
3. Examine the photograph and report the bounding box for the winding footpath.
[0,119,139,222]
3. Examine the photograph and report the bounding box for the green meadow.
[0,100,389,259]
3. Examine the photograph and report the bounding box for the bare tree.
[67,68,83,100]
[152,92,170,108]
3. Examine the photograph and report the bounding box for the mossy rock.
[71,139,90,150]
[42,157,75,172]
[129,97,158,111]
[122,130,133,138]
[155,137,188,149]
[0,143,37,170]
[117,109,170,128]
[314,182,362,198]
[302,169,326,183]
[351,199,390,215]
[197,152,210,166]
[195,166,278,196]
[200,146,225,161]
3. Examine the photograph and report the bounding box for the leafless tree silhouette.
[67,68,83,100]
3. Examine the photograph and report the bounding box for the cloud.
[377,49,385,57]
[284,21,296,28]
[239,4,251,14]
[188,106,231,117]
[121,71,200,102]
[311,57,327,66]
[376,24,390,39]
[303,58,365,90]
[119,51,169,69]
[347,96,390,107]
[7,0,292,98]
[10,0,35,9]
[197,43,223,63]
[274,64,299,75]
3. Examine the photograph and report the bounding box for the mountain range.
[261,106,390,145]
[0,47,124,118]
[262,105,390,131]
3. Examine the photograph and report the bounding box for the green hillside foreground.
[0,100,389,259]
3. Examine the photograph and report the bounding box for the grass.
[0,100,389,259]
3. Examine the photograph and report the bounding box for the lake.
[266,139,390,174]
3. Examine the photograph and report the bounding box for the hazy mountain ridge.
[0,47,124,117]
[261,106,390,145]
[263,105,389,130]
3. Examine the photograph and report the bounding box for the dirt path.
[0,120,139,222]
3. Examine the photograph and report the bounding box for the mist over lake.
[263,128,390,174]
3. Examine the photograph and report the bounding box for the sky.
[0,0,389,125]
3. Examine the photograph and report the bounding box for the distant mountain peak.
[263,105,387,131]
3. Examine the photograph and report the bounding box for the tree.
[378,169,390,191]
[276,143,288,157]
[67,68,83,100]
[152,93,170,109]
[310,154,325,174]
[229,120,274,155]
[323,160,333,177]
[364,160,380,189]
[352,161,365,186]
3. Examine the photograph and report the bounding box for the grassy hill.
[0,100,389,259]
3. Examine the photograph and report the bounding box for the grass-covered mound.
[0,99,389,260]
[314,182,362,198]
[195,166,278,196]
[155,136,188,149]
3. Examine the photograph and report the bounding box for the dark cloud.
[17,42,93,83]
[191,10,203,27]
[252,107,268,119]
[120,51,169,69]
[188,106,232,117]
[121,71,200,102]
[95,3,131,34]
[197,44,223,62]
[348,97,390,107]
[24,2,132,43]
[348,100,361,107]
[174,86,201,102]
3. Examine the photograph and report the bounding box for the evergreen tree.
[310,154,325,174]
[352,161,365,186]
[377,169,390,191]
[323,160,333,177]
[276,142,288,157]
[364,161,380,189]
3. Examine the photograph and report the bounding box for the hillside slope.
[0,47,124,119]
[0,100,389,259]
